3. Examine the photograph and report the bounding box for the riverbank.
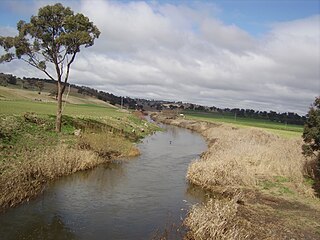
[151,112,320,239]
[0,111,159,212]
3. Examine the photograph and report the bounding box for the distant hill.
[0,72,306,125]
[0,73,116,108]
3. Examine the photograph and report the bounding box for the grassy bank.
[0,100,159,211]
[152,113,320,239]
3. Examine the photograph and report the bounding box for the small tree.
[302,97,320,162]
[0,3,100,132]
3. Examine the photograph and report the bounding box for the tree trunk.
[55,82,63,132]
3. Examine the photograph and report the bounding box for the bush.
[302,97,320,162]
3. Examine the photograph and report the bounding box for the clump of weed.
[184,196,250,240]
[259,176,294,195]
[78,132,137,159]
[0,145,103,210]
[185,124,312,196]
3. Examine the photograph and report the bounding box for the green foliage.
[0,114,59,163]
[0,3,100,132]
[0,3,100,69]
[304,177,315,187]
[260,176,294,195]
[302,97,320,160]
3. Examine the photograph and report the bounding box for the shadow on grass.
[313,167,320,198]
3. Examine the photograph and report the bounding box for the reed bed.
[187,125,311,195]
[0,145,102,210]
[184,197,250,240]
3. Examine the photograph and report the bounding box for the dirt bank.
[151,112,320,240]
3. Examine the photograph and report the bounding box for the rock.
[74,129,81,136]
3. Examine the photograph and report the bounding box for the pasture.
[183,111,303,138]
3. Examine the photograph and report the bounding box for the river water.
[0,125,206,240]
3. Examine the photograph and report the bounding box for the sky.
[0,0,319,115]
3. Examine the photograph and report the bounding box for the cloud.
[201,18,256,52]
[0,26,17,36]
[0,0,319,115]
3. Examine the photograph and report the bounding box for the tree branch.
[21,57,55,81]
[62,52,76,94]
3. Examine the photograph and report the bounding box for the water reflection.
[4,215,76,240]
[185,183,211,201]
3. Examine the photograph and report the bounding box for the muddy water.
[0,125,206,240]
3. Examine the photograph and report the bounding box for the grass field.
[0,84,123,119]
[0,85,116,107]
[0,100,122,117]
[183,111,303,138]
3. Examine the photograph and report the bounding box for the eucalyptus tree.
[0,3,100,132]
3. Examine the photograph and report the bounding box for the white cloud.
[201,18,256,52]
[0,26,17,37]
[0,0,319,115]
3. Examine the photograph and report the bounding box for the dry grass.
[78,131,139,159]
[187,125,312,196]
[184,196,250,240]
[0,145,104,210]
[0,85,116,107]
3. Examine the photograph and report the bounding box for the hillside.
[0,84,116,108]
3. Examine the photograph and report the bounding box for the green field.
[183,111,303,138]
[0,100,122,118]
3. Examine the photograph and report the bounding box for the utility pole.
[121,97,123,109]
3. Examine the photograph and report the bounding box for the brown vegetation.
[151,113,320,240]
[0,145,101,209]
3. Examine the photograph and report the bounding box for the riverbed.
[0,125,206,240]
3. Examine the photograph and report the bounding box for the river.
[0,125,207,240]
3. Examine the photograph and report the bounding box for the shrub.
[302,97,320,162]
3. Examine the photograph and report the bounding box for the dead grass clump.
[0,145,103,211]
[187,125,312,196]
[185,196,250,240]
[78,132,135,159]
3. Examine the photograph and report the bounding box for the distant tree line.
[184,105,306,125]
[0,72,306,125]
[0,73,17,86]
[226,108,305,125]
